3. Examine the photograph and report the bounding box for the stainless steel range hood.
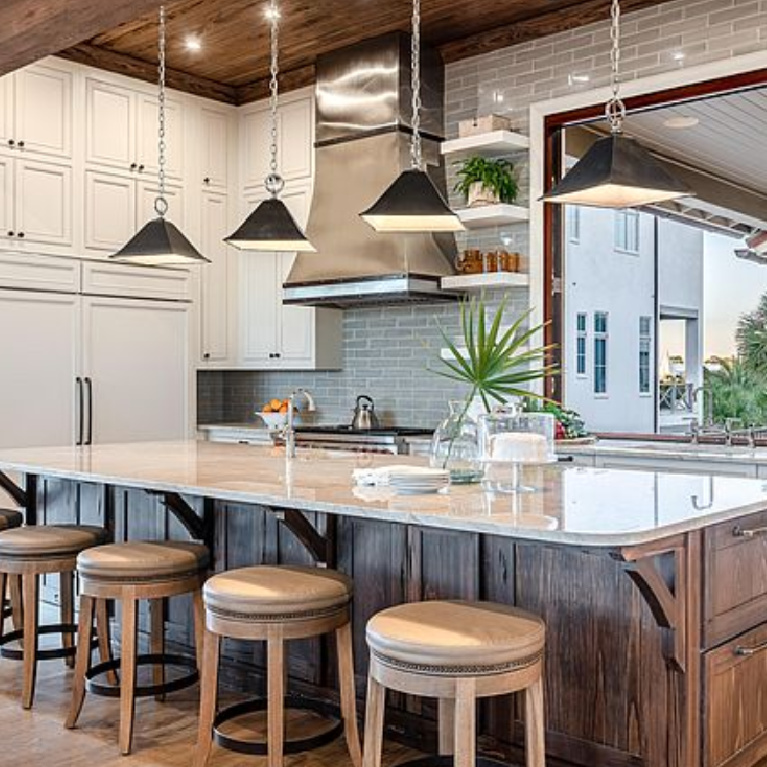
[282,32,458,308]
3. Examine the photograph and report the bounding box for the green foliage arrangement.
[432,294,557,413]
[706,358,767,426]
[737,293,767,376]
[454,157,518,204]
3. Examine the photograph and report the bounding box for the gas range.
[293,425,433,454]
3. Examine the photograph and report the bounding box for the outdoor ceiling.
[56,0,674,104]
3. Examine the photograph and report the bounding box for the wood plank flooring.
[0,643,418,767]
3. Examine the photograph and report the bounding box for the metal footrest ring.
[213,695,343,756]
[0,623,95,661]
[85,652,198,698]
[397,757,508,767]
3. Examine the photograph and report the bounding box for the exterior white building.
[564,207,704,434]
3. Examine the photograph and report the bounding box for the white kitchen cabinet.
[0,289,80,449]
[81,296,191,443]
[85,75,184,179]
[236,180,341,370]
[199,105,230,189]
[84,168,184,254]
[0,157,72,250]
[199,189,231,364]
[0,73,12,149]
[241,92,313,189]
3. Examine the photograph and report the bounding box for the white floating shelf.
[441,130,530,158]
[456,204,529,228]
[441,272,529,291]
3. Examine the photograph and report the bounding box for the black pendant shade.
[542,133,692,208]
[225,197,315,252]
[110,217,210,265]
[361,168,464,233]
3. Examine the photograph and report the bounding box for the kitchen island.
[0,440,766,767]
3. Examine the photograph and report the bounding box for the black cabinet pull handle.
[84,377,93,445]
[76,377,83,446]
[203,177,211,185]
[17,140,24,148]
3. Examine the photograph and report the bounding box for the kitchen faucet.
[283,388,316,459]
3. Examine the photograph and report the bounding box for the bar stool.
[194,565,362,767]
[66,540,209,755]
[0,509,24,635]
[0,524,110,709]
[363,600,546,767]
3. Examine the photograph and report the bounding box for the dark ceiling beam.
[235,64,316,105]
[439,0,669,62]
[0,0,165,77]
[58,43,237,104]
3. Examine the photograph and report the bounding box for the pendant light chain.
[605,0,626,134]
[155,5,169,217]
[410,0,423,170]
[265,0,285,198]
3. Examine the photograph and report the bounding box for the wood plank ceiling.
[9,0,675,105]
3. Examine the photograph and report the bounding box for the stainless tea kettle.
[351,395,380,430]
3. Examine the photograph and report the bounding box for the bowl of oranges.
[257,398,295,430]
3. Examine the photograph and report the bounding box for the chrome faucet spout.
[283,388,316,459]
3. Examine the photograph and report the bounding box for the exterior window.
[639,316,652,394]
[614,210,640,253]
[576,312,587,376]
[594,312,608,394]
[567,206,581,243]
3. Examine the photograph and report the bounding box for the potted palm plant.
[429,294,557,480]
[454,156,518,208]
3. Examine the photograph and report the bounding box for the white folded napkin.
[352,465,449,487]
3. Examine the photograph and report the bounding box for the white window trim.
[575,311,587,378]
[639,315,652,397]
[568,206,581,244]
[614,209,640,255]
[593,311,608,396]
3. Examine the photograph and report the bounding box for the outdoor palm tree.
[737,292,767,375]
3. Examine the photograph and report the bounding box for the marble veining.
[0,441,766,548]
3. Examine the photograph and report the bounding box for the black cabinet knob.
[138,164,145,172]
[203,352,210,359]
[6,231,13,237]
[17,140,24,148]
[17,232,24,238]
[7,139,14,147]
[129,163,137,171]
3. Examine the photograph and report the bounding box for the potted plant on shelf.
[454,156,518,208]
[428,294,557,481]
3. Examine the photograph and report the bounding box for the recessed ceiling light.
[663,115,700,129]
[185,36,202,52]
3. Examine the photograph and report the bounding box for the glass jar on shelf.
[430,400,483,484]
[478,408,556,493]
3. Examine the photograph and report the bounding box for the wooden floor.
[0,648,418,767]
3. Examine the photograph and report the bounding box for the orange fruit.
[279,404,289,414]
[262,404,272,413]
[270,398,282,411]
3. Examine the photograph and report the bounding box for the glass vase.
[430,400,483,484]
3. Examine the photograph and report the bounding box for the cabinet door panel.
[84,170,135,252]
[200,106,229,188]
[278,252,313,365]
[137,93,184,180]
[82,297,190,443]
[15,159,72,246]
[241,107,271,189]
[199,190,230,363]
[0,155,13,243]
[0,289,78,448]
[279,97,313,181]
[0,72,13,149]
[240,250,279,364]
[85,78,134,170]
[15,63,72,158]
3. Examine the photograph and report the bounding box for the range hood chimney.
[282,32,458,308]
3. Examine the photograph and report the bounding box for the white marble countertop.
[0,440,766,548]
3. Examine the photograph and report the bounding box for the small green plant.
[454,156,518,204]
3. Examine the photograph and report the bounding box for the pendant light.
[359,0,463,233]
[111,6,209,265]
[541,0,691,208]
[226,0,315,252]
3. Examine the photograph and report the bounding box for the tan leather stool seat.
[77,541,209,581]
[0,525,107,559]
[366,600,545,672]
[0,509,22,531]
[203,565,352,618]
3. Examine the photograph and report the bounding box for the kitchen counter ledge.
[0,439,765,548]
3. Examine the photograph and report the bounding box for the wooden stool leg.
[0,571,7,643]
[438,698,456,756]
[21,573,39,710]
[9,574,23,633]
[60,571,75,668]
[193,629,220,767]
[119,598,138,756]
[453,678,477,767]
[66,594,95,729]
[150,598,165,702]
[192,589,205,672]
[267,633,285,767]
[336,623,362,767]
[362,673,386,767]
[94,598,118,686]
[524,675,545,767]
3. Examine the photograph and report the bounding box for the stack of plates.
[387,466,450,494]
